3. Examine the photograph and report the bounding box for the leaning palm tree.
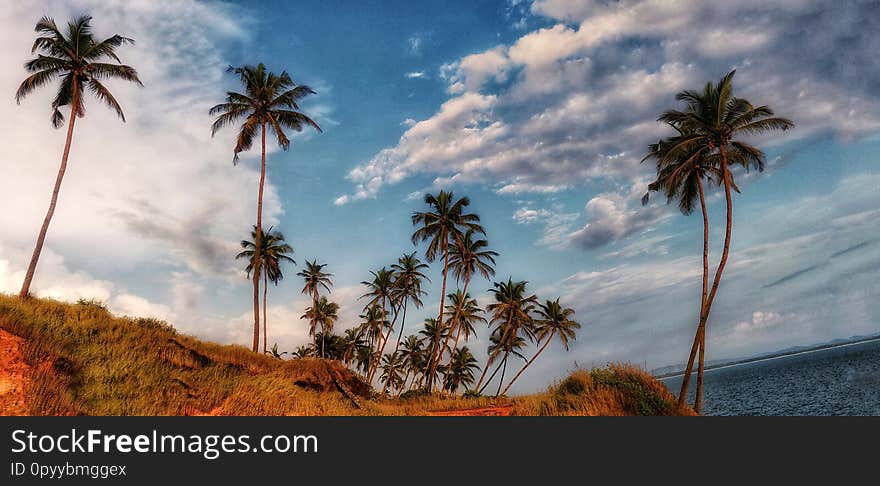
[481,333,528,397]
[16,15,142,298]
[390,252,430,353]
[442,346,480,393]
[411,191,484,391]
[500,299,580,396]
[340,327,367,366]
[211,63,321,352]
[474,278,537,393]
[360,267,397,382]
[642,127,722,412]
[297,260,333,349]
[656,70,793,412]
[301,297,339,358]
[235,226,295,352]
[419,318,448,388]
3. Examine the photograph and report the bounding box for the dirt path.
[0,329,30,415]
[426,406,513,416]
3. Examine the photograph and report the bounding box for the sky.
[1,0,879,393]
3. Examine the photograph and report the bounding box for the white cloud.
[405,71,427,79]
[336,0,880,252]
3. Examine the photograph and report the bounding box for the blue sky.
[1,0,879,393]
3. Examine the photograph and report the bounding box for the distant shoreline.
[655,335,880,380]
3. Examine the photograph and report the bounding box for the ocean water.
[660,339,880,416]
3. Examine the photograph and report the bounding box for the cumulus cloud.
[568,194,666,249]
[337,0,880,252]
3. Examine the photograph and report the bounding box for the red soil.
[0,329,30,415]
[426,406,513,416]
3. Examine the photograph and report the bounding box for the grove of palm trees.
[5,13,795,416]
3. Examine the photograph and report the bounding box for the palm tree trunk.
[427,239,451,391]
[474,312,515,392]
[695,325,706,413]
[691,149,735,412]
[494,355,508,397]
[500,331,554,396]
[367,299,389,382]
[262,272,268,353]
[312,293,318,350]
[678,177,710,407]
[441,275,470,382]
[393,299,409,354]
[250,122,267,353]
[19,87,80,299]
[478,352,507,395]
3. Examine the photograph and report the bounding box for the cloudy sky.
[1,0,878,393]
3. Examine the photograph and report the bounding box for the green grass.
[0,294,692,416]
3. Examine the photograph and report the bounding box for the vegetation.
[644,70,793,412]
[235,226,295,352]
[15,15,142,299]
[7,14,799,417]
[211,63,321,352]
[0,294,690,416]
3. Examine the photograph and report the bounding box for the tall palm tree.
[643,127,722,412]
[500,299,580,396]
[211,63,321,352]
[474,278,537,393]
[235,226,295,352]
[442,346,480,393]
[390,252,429,353]
[301,297,339,358]
[411,191,484,391]
[441,230,496,369]
[361,267,397,382]
[297,260,333,350]
[656,70,793,411]
[16,15,142,298]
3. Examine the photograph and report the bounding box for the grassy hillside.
[0,294,693,416]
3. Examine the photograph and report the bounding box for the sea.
[660,338,880,415]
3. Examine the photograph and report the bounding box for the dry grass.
[0,294,692,416]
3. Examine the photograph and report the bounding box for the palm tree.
[441,230,496,370]
[360,267,397,382]
[297,260,333,350]
[656,70,793,412]
[390,252,429,353]
[301,297,339,358]
[379,352,405,394]
[442,290,486,378]
[235,226,295,352]
[211,63,321,352]
[340,328,367,366]
[500,299,580,396]
[474,278,537,393]
[16,15,142,299]
[399,335,426,393]
[481,333,528,397]
[442,346,480,393]
[292,345,314,359]
[411,191,484,391]
[358,304,389,353]
[419,318,448,388]
[643,127,721,412]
